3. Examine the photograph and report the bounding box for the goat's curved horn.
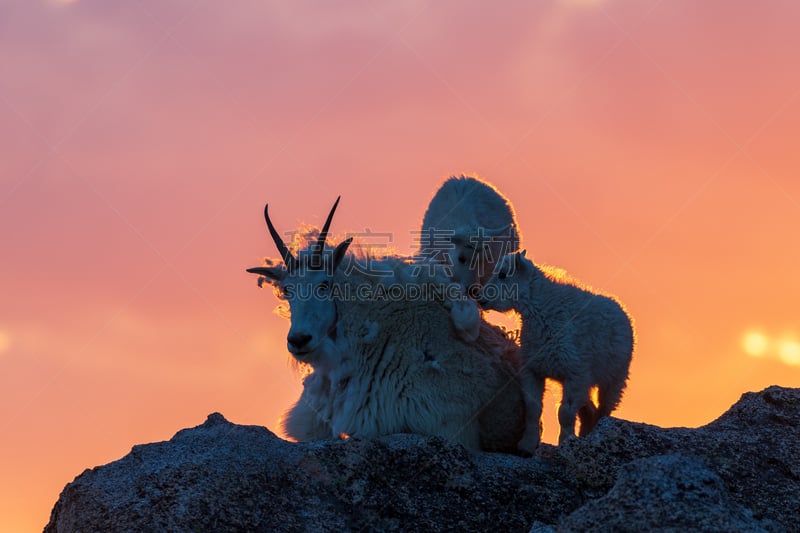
[314,196,341,258]
[263,203,296,268]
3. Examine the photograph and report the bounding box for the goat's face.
[447,241,481,298]
[477,250,530,312]
[446,233,511,298]
[248,198,352,364]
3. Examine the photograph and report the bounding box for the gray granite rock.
[45,386,799,532]
[555,454,768,532]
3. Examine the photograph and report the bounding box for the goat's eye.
[498,272,507,280]
[319,280,330,291]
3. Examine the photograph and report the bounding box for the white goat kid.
[420,175,521,297]
[478,251,634,453]
[248,198,525,452]
[419,175,521,342]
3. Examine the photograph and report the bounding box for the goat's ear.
[514,251,528,271]
[332,237,353,271]
[246,265,286,283]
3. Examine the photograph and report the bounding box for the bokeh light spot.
[778,340,800,366]
[0,330,10,354]
[742,331,769,357]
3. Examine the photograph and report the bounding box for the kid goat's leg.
[558,379,591,445]
[518,368,545,454]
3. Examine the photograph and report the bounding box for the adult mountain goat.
[478,251,634,453]
[248,197,525,452]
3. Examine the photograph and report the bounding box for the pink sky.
[2,1,800,530]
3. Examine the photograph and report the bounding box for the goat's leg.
[577,398,598,437]
[518,369,545,454]
[558,380,590,445]
[597,377,627,419]
[282,389,334,441]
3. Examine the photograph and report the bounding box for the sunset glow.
[46,0,80,7]
[2,1,800,530]
[0,330,10,355]
[561,0,604,7]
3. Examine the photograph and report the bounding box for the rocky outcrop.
[45,386,799,532]
[547,454,768,532]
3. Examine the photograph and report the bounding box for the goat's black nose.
[288,333,312,350]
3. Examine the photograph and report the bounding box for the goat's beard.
[291,334,342,375]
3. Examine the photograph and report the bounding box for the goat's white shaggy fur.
[479,251,634,453]
[258,252,526,452]
[249,200,525,452]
